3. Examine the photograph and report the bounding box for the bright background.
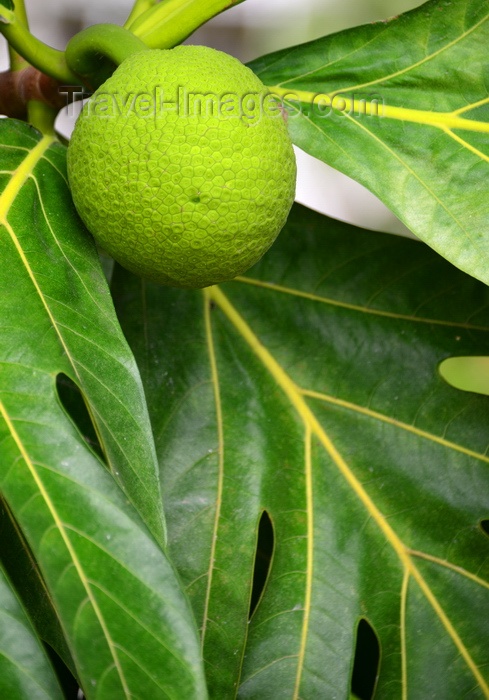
[1,0,421,235]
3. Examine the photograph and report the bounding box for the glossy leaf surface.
[249,0,489,286]
[0,564,64,700]
[114,203,489,698]
[0,119,207,698]
[0,498,76,676]
[0,118,164,545]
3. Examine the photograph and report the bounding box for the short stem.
[27,100,57,136]
[0,67,67,119]
[65,24,149,89]
[8,46,29,73]
[0,10,79,84]
[124,0,159,29]
[128,0,246,48]
[7,0,30,72]
[11,0,29,25]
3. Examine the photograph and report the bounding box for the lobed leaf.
[0,496,76,677]
[0,564,64,700]
[113,203,489,698]
[248,0,489,286]
[0,118,164,545]
[0,119,207,698]
[0,379,207,698]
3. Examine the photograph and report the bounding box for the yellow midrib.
[200,290,225,652]
[0,129,149,507]
[400,570,409,700]
[209,285,489,698]
[0,134,54,220]
[301,388,489,465]
[293,426,314,699]
[269,86,489,135]
[0,399,131,697]
[234,276,489,332]
[0,138,82,410]
[275,11,488,95]
[0,133,131,692]
[0,136,76,373]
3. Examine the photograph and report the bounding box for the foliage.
[0,0,488,698]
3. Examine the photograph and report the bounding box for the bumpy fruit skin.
[67,46,296,288]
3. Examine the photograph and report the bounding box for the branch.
[0,67,68,120]
[0,9,79,84]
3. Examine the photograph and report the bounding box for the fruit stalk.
[6,0,29,72]
[0,67,66,119]
[0,7,78,84]
[65,24,149,89]
[1,0,69,132]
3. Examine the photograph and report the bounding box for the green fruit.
[67,45,296,288]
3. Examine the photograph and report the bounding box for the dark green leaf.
[0,119,207,698]
[0,498,75,676]
[113,203,489,698]
[0,118,164,545]
[0,384,207,697]
[248,0,489,286]
[0,564,64,700]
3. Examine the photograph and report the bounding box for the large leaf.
[0,119,207,697]
[0,564,64,700]
[248,0,489,286]
[113,203,489,698]
[0,379,207,698]
[0,118,164,545]
[0,497,75,676]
